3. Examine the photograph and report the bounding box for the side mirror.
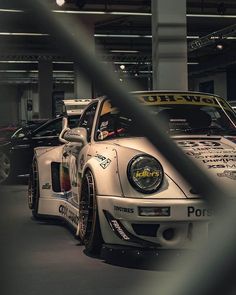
[63,127,88,145]
[59,117,69,143]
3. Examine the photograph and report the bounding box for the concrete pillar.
[74,62,94,98]
[38,59,53,119]
[73,18,94,98]
[152,0,188,90]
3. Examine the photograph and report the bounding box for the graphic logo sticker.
[217,170,236,180]
[95,154,112,169]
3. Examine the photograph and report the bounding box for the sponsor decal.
[100,158,111,169]
[217,170,236,180]
[178,141,222,148]
[103,210,161,247]
[187,206,213,217]
[114,206,134,214]
[187,150,236,157]
[59,204,79,226]
[135,169,160,178]
[42,183,51,190]
[110,219,130,240]
[95,154,111,169]
[208,164,236,169]
[135,94,231,111]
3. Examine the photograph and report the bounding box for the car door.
[31,117,63,149]
[12,117,63,175]
[61,102,98,205]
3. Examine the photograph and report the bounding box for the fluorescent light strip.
[114,61,150,65]
[0,70,74,73]
[53,70,74,73]
[0,61,38,64]
[0,61,74,64]
[53,10,151,16]
[0,32,49,36]
[110,50,139,53]
[0,70,29,73]
[187,36,199,39]
[95,33,151,38]
[53,61,74,64]
[0,9,24,13]
[97,34,200,39]
[187,14,236,18]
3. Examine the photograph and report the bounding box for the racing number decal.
[177,141,221,148]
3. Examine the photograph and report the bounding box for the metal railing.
[24,1,236,294]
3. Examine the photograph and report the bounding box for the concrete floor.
[0,184,174,295]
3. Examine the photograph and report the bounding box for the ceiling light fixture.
[56,0,65,7]
[216,44,224,50]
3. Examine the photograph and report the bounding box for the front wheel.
[79,170,103,255]
[28,158,40,219]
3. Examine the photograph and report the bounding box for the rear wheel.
[0,151,11,184]
[79,170,103,255]
[28,158,40,219]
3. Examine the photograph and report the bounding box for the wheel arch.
[82,154,123,197]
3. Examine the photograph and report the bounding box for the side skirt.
[38,197,80,233]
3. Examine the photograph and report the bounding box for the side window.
[79,103,98,141]
[33,119,62,137]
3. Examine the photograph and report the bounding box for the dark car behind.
[0,115,80,184]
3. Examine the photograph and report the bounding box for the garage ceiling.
[0,0,236,83]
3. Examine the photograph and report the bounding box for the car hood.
[111,135,236,197]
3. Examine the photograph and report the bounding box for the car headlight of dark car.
[127,155,164,194]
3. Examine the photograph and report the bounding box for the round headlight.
[127,155,164,194]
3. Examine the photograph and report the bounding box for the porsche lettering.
[187,206,213,217]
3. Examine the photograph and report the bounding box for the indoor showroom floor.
[0,183,176,295]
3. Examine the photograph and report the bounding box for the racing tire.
[0,151,11,184]
[79,169,103,255]
[28,158,41,219]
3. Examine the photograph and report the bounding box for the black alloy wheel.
[79,169,103,255]
[0,151,11,184]
[28,158,40,219]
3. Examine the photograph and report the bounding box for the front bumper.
[97,196,212,250]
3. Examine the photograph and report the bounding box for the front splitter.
[101,244,195,269]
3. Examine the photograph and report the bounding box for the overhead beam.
[188,23,236,51]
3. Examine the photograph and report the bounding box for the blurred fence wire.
[25,1,236,294]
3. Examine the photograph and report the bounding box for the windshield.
[95,93,236,141]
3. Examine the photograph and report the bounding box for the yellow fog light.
[127,155,164,194]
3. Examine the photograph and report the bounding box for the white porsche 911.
[28,91,236,255]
